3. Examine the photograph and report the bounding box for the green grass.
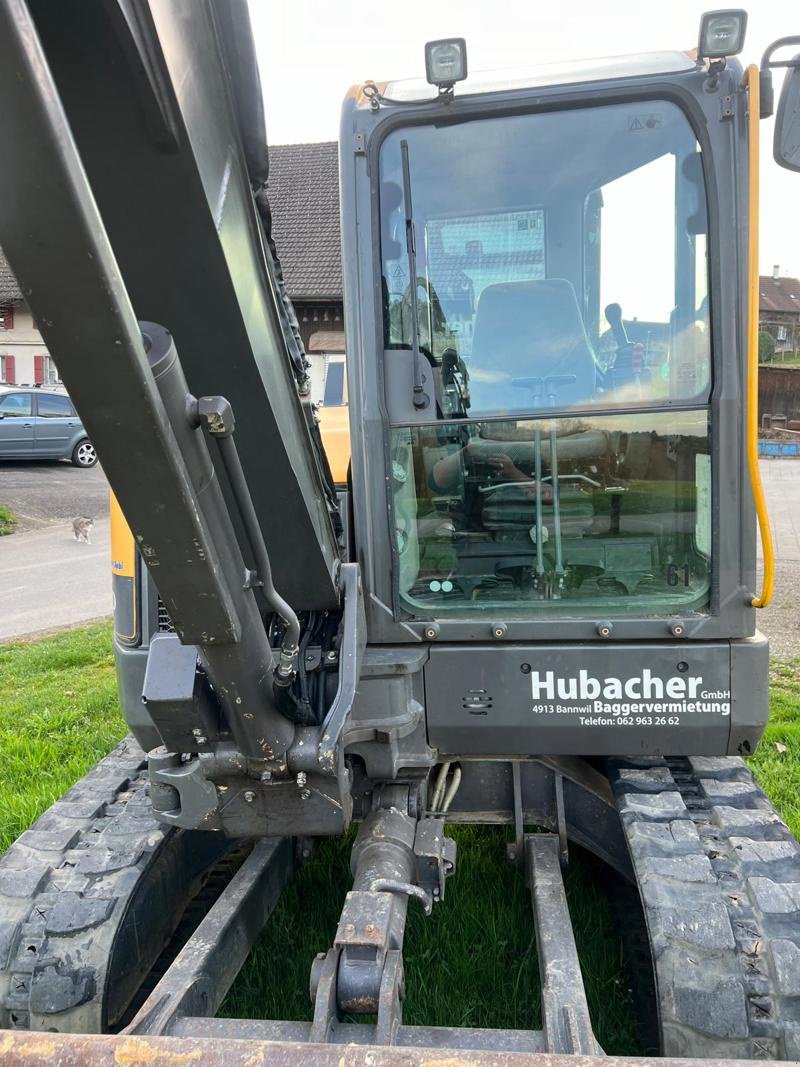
[0,504,16,536]
[0,623,798,1052]
[0,621,125,851]
[220,826,637,1051]
[748,658,800,839]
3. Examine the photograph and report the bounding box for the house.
[0,258,59,387]
[267,141,344,405]
[0,140,345,404]
[759,266,800,357]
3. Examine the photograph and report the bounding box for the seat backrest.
[467,279,597,413]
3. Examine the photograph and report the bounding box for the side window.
[37,393,72,418]
[0,393,32,417]
[323,360,346,407]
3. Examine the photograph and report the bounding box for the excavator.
[1,1,800,1062]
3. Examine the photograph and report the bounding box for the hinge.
[353,131,366,155]
[720,94,735,120]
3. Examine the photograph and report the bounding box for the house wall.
[760,310,800,356]
[0,304,60,386]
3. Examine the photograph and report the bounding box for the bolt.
[260,770,272,781]
[520,662,531,674]
[296,771,307,788]
[302,847,311,859]
[243,790,256,804]
[300,789,312,801]
[326,650,337,662]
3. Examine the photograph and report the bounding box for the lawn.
[0,504,16,536]
[0,622,798,1052]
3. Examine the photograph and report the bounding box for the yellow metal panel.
[319,405,351,486]
[110,491,136,577]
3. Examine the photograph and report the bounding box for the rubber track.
[0,736,225,1034]
[609,755,800,1060]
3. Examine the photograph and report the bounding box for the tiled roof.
[759,275,800,314]
[268,141,342,301]
[0,256,22,305]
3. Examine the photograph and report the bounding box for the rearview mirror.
[774,59,800,172]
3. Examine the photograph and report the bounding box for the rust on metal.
[0,1030,769,1066]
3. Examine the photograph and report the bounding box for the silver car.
[0,386,96,467]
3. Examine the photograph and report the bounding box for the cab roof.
[372,50,699,104]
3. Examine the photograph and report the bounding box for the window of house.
[777,325,788,342]
[0,307,14,331]
[322,358,347,406]
[44,356,61,384]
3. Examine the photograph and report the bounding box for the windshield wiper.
[400,139,430,410]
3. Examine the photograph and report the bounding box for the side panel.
[425,638,767,756]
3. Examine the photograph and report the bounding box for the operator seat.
[467,279,598,415]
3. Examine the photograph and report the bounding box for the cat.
[72,516,94,545]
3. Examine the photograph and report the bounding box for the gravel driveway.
[0,459,109,533]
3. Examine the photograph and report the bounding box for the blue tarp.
[758,440,800,457]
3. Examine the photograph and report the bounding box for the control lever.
[604,303,643,384]
[604,302,629,348]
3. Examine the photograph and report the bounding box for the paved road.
[0,459,109,533]
[0,517,111,641]
[757,460,800,661]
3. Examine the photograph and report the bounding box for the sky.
[249,0,799,281]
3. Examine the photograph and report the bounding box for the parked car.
[0,386,97,466]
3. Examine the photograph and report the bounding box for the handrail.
[745,64,775,607]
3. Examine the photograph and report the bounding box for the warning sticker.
[628,114,663,132]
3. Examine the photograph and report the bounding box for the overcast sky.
[250,0,799,280]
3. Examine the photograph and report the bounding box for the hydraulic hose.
[744,65,775,608]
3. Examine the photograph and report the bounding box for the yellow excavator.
[1,2,800,1063]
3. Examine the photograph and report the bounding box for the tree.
[759,331,775,363]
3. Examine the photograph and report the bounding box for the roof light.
[425,38,468,91]
[698,10,747,61]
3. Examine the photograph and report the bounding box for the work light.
[698,10,747,60]
[425,38,468,89]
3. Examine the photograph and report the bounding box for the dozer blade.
[0,1030,770,1066]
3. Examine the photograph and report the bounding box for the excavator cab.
[338,48,766,762]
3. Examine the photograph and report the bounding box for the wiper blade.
[400,138,430,410]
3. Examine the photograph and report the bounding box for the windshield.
[380,100,710,420]
[380,99,714,619]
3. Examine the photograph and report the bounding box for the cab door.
[0,391,35,456]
